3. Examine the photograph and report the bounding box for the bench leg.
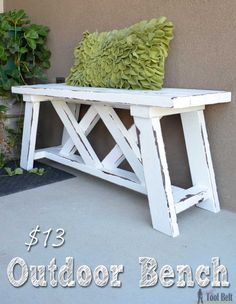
[132,109,179,237]
[181,110,220,212]
[20,101,40,170]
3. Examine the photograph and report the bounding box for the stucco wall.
[5,0,236,211]
[0,0,3,12]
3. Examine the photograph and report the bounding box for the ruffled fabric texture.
[66,17,174,90]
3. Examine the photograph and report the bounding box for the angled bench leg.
[181,110,220,212]
[61,103,81,148]
[20,95,48,170]
[131,106,179,237]
[20,101,40,170]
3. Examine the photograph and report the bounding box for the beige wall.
[5,0,236,211]
[0,0,4,12]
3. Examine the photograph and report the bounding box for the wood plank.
[60,137,77,156]
[95,105,144,183]
[60,102,102,167]
[51,100,100,167]
[60,104,99,157]
[95,107,141,160]
[173,186,207,203]
[23,94,49,102]
[20,101,40,170]
[130,105,205,118]
[34,146,183,198]
[181,110,220,212]
[61,103,81,147]
[173,186,208,214]
[34,148,147,194]
[102,125,137,169]
[12,84,231,108]
[78,105,100,134]
[175,191,208,214]
[132,113,179,237]
[35,146,139,184]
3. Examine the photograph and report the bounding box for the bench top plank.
[12,84,231,108]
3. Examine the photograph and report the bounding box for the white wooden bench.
[12,84,231,237]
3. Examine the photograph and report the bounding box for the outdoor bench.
[12,84,231,237]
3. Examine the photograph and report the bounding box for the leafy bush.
[0,9,51,97]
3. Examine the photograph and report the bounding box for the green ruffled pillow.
[66,17,173,90]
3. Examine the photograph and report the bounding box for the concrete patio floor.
[0,161,236,304]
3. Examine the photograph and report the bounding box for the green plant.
[0,152,5,168]
[1,166,46,177]
[0,104,7,167]
[5,116,23,157]
[0,9,51,97]
[0,104,7,118]
[29,167,46,175]
[4,166,23,176]
[0,10,51,175]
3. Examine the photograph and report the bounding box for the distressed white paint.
[34,146,146,194]
[94,105,144,183]
[102,125,137,169]
[12,84,231,108]
[60,104,99,157]
[174,186,208,214]
[20,102,40,170]
[61,103,80,147]
[130,104,205,118]
[52,100,102,167]
[78,105,100,134]
[181,110,220,212]
[132,113,179,237]
[15,84,231,237]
